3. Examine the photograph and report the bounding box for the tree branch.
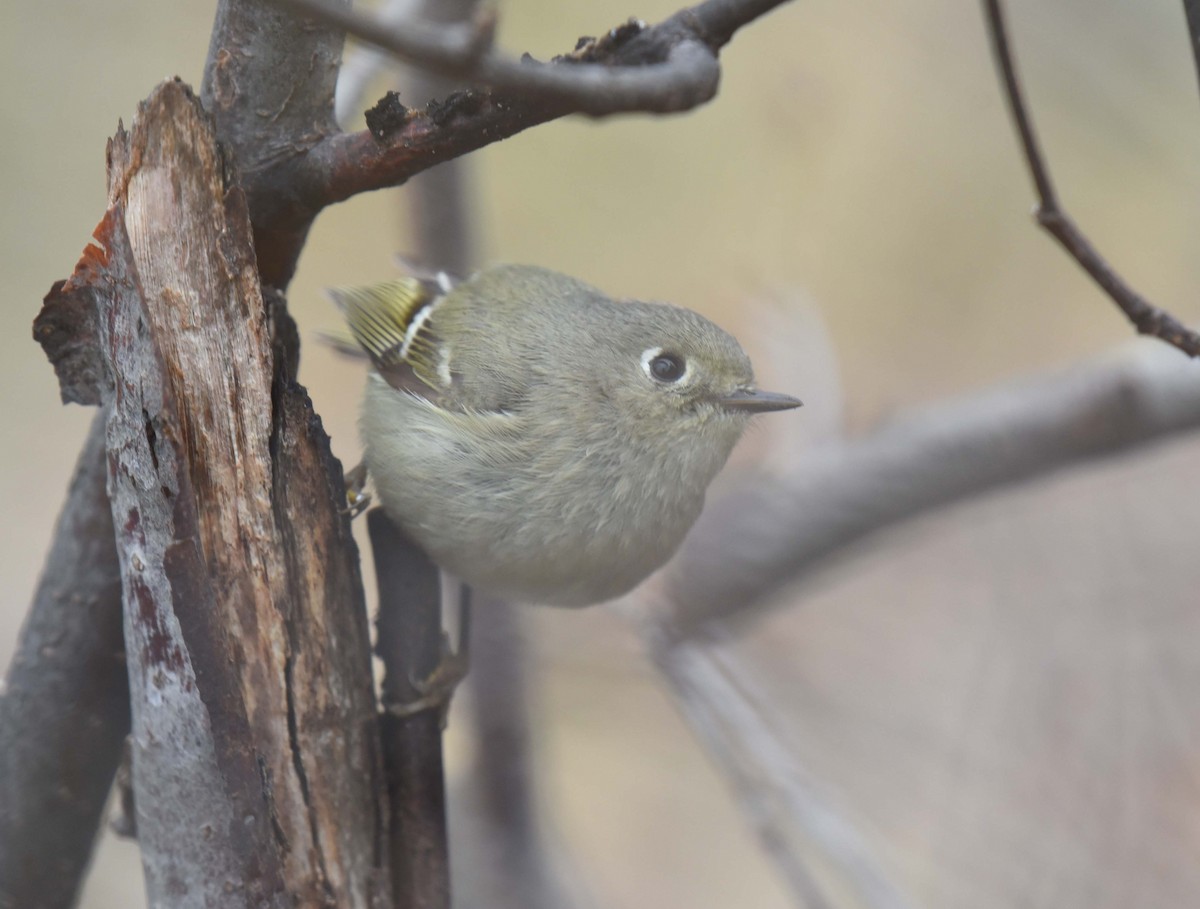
[194,0,794,287]
[0,411,129,909]
[270,0,793,115]
[258,0,792,212]
[201,0,349,287]
[645,625,912,909]
[368,510,452,909]
[666,342,1200,636]
[35,80,389,908]
[982,0,1200,357]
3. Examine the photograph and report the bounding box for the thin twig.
[982,0,1200,356]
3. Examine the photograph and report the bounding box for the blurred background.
[5,0,1200,907]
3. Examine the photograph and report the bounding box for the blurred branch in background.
[645,623,914,909]
[0,411,128,909]
[392,0,480,280]
[982,0,1200,357]
[456,595,592,909]
[666,340,1200,637]
[335,0,421,125]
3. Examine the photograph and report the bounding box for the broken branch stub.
[35,79,389,909]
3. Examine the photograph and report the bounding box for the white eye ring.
[641,347,689,384]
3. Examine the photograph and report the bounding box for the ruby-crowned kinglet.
[332,264,801,607]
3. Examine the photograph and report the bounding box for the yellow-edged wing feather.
[328,278,444,391]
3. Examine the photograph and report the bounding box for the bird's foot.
[343,461,372,517]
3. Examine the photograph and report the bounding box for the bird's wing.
[328,277,447,400]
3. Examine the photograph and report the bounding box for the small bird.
[332,264,801,607]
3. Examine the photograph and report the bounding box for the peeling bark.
[35,79,389,909]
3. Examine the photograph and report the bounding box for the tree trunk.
[35,79,391,909]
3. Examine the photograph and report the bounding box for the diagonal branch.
[262,0,794,212]
[666,341,1200,636]
[645,625,913,909]
[982,0,1200,357]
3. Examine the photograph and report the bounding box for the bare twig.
[369,509,452,909]
[389,18,586,900]
[982,0,1200,357]
[0,411,129,909]
[667,341,1200,635]
[645,623,913,909]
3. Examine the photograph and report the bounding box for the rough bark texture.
[0,411,129,909]
[35,79,389,909]
[201,0,349,286]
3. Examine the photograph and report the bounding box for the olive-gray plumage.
[345,264,800,606]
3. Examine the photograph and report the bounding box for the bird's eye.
[643,349,687,384]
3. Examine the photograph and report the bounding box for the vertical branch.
[368,509,451,909]
[34,80,389,909]
[0,411,129,909]
[201,0,349,286]
[373,8,585,903]
[398,0,480,279]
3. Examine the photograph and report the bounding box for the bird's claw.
[383,632,469,729]
[343,461,371,517]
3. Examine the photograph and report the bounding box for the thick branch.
[667,343,1200,636]
[35,80,388,908]
[0,411,129,909]
[982,0,1200,357]
[266,0,792,209]
[271,0,794,114]
[201,0,349,286]
[191,0,792,286]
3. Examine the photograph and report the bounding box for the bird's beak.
[717,388,803,413]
